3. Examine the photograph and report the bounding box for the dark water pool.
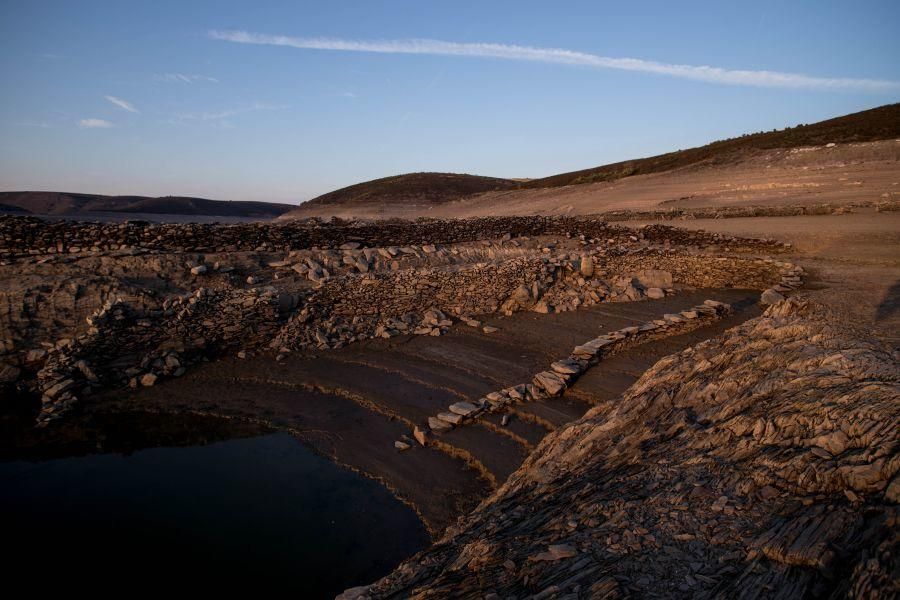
[0,432,428,596]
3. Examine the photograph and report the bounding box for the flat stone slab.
[551,360,582,375]
[449,401,479,416]
[437,412,464,425]
[534,371,566,395]
[428,416,453,432]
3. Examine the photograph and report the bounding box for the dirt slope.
[284,172,516,218]
[523,102,900,189]
[284,103,900,220]
[285,139,900,220]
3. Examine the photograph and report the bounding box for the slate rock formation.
[355,298,899,599]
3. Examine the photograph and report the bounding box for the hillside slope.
[283,172,517,218]
[302,172,516,206]
[284,103,900,220]
[522,102,900,189]
[0,192,294,218]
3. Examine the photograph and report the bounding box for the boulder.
[760,288,786,305]
[437,412,464,425]
[633,269,673,289]
[534,371,566,395]
[551,360,582,375]
[413,426,428,446]
[532,301,551,314]
[580,256,594,277]
[0,362,21,384]
[44,378,74,399]
[25,349,48,362]
[336,586,370,600]
[428,416,453,432]
[449,401,479,416]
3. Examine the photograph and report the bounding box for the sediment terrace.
[103,289,762,532]
[0,214,788,425]
[355,299,899,599]
[0,214,795,517]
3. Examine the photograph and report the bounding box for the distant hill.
[0,192,294,218]
[284,103,900,220]
[0,203,30,214]
[521,102,900,189]
[301,172,518,208]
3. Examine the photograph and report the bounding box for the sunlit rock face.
[360,298,899,600]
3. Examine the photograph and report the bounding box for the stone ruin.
[348,298,899,599]
[0,214,805,427]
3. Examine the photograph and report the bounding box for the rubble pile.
[274,253,790,351]
[34,287,282,425]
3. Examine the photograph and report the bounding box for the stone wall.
[35,287,282,424]
[5,214,798,425]
[31,249,797,425]
[599,198,900,221]
[0,215,788,258]
[597,253,784,290]
[284,250,785,346]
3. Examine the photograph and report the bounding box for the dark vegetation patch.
[521,103,900,188]
[0,191,294,218]
[303,172,518,207]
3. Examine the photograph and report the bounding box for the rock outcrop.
[0,214,803,430]
[356,298,899,599]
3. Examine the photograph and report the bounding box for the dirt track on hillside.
[627,210,900,347]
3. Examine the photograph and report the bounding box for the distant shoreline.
[0,210,273,224]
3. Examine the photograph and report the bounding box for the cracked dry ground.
[94,289,761,534]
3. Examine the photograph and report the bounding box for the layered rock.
[356,298,899,599]
[34,288,281,425]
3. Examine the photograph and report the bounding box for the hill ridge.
[283,102,900,219]
[0,191,294,218]
[303,172,518,208]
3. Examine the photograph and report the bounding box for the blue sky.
[1,1,898,203]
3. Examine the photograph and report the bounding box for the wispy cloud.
[209,29,900,92]
[167,102,285,124]
[155,73,219,84]
[78,118,114,129]
[15,120,51,128]
[105,95,139,113]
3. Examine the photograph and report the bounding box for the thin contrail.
[104,95,139,113]
[209,30,899,92]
